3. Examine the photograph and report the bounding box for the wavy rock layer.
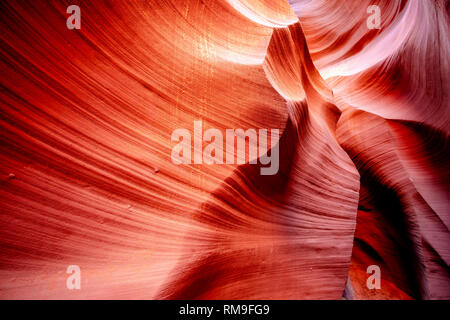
[0,0,449,299]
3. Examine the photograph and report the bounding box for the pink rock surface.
[0,0,448,299]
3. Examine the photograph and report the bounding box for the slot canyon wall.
[0,0,449,299]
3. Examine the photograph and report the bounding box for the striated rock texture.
[0,0,448,299]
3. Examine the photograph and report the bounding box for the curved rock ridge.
[0,0,448,299]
